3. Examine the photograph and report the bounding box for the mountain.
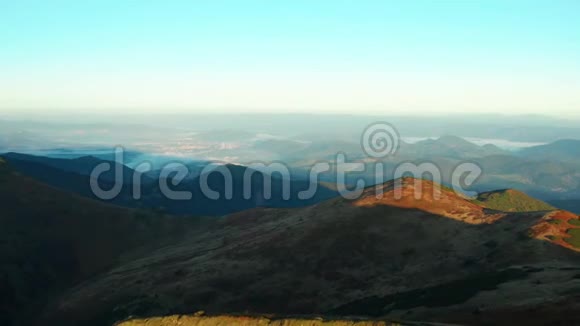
[404,135,506,159]
[0,158,203,326]
[474,189,556,212]
[1,152,152,184]
[1,153,339,216]
[181,163,339,215]
[519,139,580,161]
[136,163,340,216]
[433,135,478,147]
[42,178,580,326]
[144,160,211,181]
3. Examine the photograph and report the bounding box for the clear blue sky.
[1,0,579,116]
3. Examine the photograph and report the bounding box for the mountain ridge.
[1,153,339,216]
[39,177,580,326]
[519,139,580,161]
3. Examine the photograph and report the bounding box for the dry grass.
[117,314,412,326]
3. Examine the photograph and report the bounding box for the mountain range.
[2,131,580,326]
[0,153,338,216]
[2,154,580,325]
[3,133,580,210]
[518,139,580,161]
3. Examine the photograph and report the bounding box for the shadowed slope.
[0,160,204,326]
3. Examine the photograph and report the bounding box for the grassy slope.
[473,189,556,212]
[0,160,204,325]
[565,228,580,248]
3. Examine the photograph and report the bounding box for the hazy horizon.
[2,110,580,121]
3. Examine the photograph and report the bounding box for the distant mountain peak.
[437,134,472,144]
[482,143,503,150]
[417,135,474,148]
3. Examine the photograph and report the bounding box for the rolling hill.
[39,178,580,326]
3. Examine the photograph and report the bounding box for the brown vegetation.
[116,314,418,326]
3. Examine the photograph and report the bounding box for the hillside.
[42,178,580,326]
[474,189,556,212]
[0,159,204,326]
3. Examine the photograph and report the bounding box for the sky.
[1,0,579,116]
